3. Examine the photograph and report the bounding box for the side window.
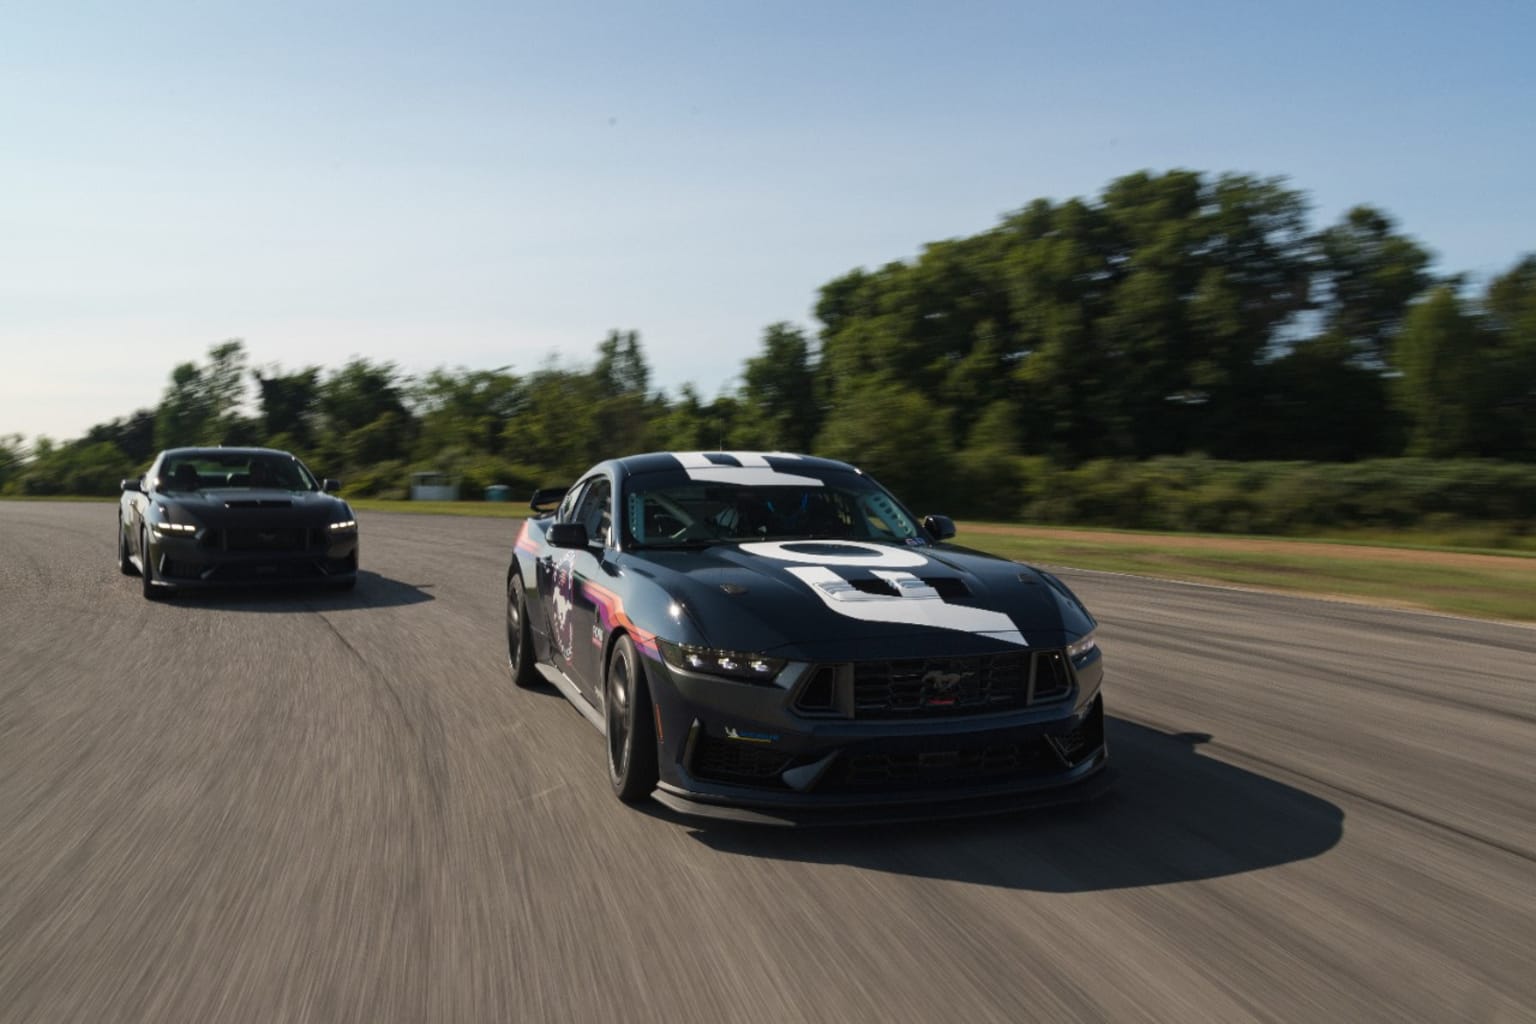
[557,480,589,524]
[573,478,613,547]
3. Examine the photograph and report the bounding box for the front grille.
[793,650,1076,720]
[691,735,792,787]
[222,528,311,552]
[853,652,1030,717]
[827,740,1061,792]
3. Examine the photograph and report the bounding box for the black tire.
[118,518,137,576]
[140,528,166,600]
[506,573,539,689]
[329,576,357,592]
[605,634,659,803]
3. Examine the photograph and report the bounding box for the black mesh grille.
[691,736,792,787]
[852,652,1030,717]
[223,528,310,552]
[794,650,1076,719]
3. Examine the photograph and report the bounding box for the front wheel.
[605,635,658,803]
[506,573,539,689]
[118,518,137,576]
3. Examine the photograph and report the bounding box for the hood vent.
[848,578,900,597]
[844,577,972,599]
[921,577,971,599]
[224,499,293,509]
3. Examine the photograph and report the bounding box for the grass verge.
[963,529,1536,623]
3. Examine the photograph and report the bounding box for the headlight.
[329,518,357,531]
[658,639,785,683]
[1067,630,1100,669]
[151,521,197,535]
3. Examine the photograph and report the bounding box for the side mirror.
[322,478,342,493]
[923,514,957,541]
[121,478,144,494]
[547,522,589,549]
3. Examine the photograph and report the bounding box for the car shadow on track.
[681,717,1344,893]
[161,571,435,612]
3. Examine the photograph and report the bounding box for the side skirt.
[534,663,606,736]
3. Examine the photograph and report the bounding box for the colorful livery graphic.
[505,451,1110,824]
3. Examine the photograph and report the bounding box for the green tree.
[1394,286,1489,456]
[737,323,821,451]
[153,340,252,448]
[1315,206,1432,367]
[814,377,954,511]
[254,367,321,450]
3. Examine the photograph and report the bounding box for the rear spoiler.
[529,486,568,514]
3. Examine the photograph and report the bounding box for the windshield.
[623,470,924,548]
[158,452,320,493]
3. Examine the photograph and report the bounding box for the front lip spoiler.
[648,758,1116,827]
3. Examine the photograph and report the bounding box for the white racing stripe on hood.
[785,566,1028,646]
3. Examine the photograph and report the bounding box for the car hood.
[624,540,1095,659]
[157,489,350,525]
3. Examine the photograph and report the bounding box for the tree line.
[3,169,1533,527]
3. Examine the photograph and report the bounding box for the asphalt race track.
[2,502,1532,1023]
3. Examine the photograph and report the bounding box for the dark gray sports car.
[118,447,359,599]
[507,451,1110,824]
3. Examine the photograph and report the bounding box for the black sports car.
[506,451,1109,824]
[118,447,359,599]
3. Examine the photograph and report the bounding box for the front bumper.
[642,650,1110,823]
[146,527,359,588]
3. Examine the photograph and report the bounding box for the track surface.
[2,502,1532,1023]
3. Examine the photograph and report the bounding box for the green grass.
[964,533,1536,623]
[348,498,527,518]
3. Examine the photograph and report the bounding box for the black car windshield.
[623,470,924,548]
[158,452,319,493]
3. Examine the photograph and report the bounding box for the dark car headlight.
[1067,630,1100,669]
[658,639,786,683]
[151,521,197,536]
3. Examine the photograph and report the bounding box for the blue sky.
[3,0,1533,442]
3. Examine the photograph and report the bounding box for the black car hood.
[624,540,1095,659]
[157,488,349,526]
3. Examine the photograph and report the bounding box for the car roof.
[159,447,299,459]
[604,451,860,479]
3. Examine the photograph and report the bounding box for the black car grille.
[691,735,792,787]
[217,528,318,552]
[794,650,1076,720]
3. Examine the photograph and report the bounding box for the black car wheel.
[506,573,539,689]
[605,634,658,803]
[118,518,138,576]
[140,528,165,601]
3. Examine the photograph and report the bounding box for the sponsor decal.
[725,726,779,744]
[582,580,661,659]
[551,551,578,663]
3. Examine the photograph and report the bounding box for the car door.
[537,474,614,704]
